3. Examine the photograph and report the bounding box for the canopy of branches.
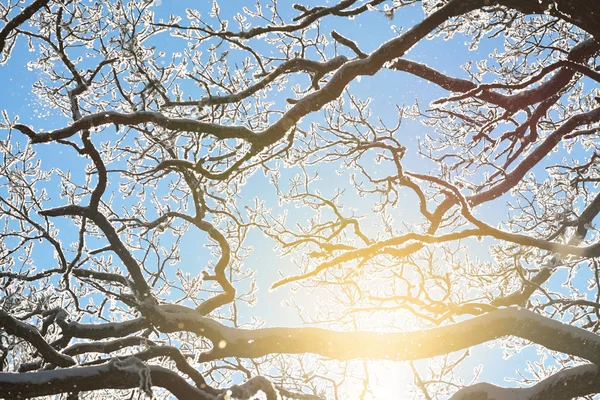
[1,0,600,399]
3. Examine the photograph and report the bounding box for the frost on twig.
[218,376,280,400]
[110,356,153,398]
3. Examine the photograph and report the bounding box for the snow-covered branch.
[0,360,212,399]
[151,305,600,366]
[0,310,75,367]
[451,364,600,400]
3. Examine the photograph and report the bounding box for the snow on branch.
[0,361,213,399]
[152,305,600,365]
[56,309,149,340]
[451,364,600,400]
[0,309,75,367]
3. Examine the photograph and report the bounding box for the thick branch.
[451,364,600,400]
[390,38,599,112]
[56,310,148,340]
[497,0,600,42]
[71,268,133,288]
[194,220,236,315]
[13,111,257,144]
[0,310,75,367]
[0,0,50,53]
[62,336,154,357]
[0,361,212,399]
[151,305,600,366]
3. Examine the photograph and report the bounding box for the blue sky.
[1,1,597,398]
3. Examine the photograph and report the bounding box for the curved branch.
[112,210,236,315]
[163,0,383,41]
[194,220,236,315]
[435,60,600,106]
[0,310,75,367]
[470,106,600,204]
[498,0,600,42]
[133,346,217,395]
[0,0,50,54]
[163,56,349,108]
[39,205,153,301]
[62,336,154,357]
[151,305,600,366]
[271,191,600,289]
[391,37,599,111]
[13,111,258,144]
[15,0,486,153]
[451,364,600,400]
[271,228,482,289]
[56,310,148,340]
[71,268,134,288]
[0,361,213,400]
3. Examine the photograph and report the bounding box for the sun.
[368,362,414,399]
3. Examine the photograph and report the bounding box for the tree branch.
[451,364,600,400]
[0,310,75,367]
[0,0,50,53]
[150,305,600,366]
[0,360,213,399]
